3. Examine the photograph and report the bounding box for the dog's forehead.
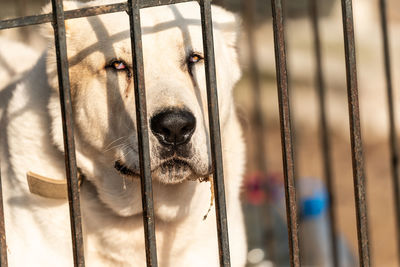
[65,2,234,69]
[102,3,204,47]
[141,3,202,26]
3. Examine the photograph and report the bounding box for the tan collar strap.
[27,170,85,200]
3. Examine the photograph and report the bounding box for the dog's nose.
[150,109,196,146]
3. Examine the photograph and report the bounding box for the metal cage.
[0,0,397,266]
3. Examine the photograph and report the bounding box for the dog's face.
[45,1,240,218]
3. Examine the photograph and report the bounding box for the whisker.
[104,136,128,151]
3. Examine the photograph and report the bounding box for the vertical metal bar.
[0,166,7,267]
[270,0,300,266]
[340,0,370,266]
[309,0,339,266]
[199,0,231,266]
[51,0,85,266]
[379,0,400,264]
[126,1,158,266]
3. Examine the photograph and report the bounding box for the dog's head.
[44,0,241,218]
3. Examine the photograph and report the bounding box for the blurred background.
[1,0,400,266]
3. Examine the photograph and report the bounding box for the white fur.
[0,37,40,121]
[0,36,40,88]
[0,1,246,266]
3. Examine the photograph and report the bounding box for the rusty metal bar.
[0,166,7,267]
[51,0,85,266]
[0,4,124,30]
[379,0,400,263]
[141,0,193,7]
[0,13,51,29]
[199,0,231,266]
[340,0,370,266]
[0,0,195,30]
[126,0,158,266]
[270,0,300,266]
[309,0,339,265]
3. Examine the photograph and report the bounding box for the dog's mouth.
[114,158,207,183]
[114,160,139,177]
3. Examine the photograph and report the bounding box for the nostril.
[161,127,171,136]
[150,109,196,147]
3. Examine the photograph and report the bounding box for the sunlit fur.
[0,1,246,266]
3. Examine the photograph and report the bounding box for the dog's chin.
[153,159,196,184]
[114,159,208,184]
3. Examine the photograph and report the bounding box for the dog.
[0,1,246,266]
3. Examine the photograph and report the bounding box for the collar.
[27,168,85,200]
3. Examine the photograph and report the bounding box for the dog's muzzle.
[113,108,203,182]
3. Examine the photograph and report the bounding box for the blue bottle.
[299,178,357,267]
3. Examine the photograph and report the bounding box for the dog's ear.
[211,6,241,48]
[40,1,81,40]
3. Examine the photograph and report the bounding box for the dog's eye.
[106,59,131,78]
[109,60,127,70]
[187,53,203,75]
[188,53,203,64]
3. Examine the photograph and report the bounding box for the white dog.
[0,1,246,266]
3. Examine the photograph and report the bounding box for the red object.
[245,172,267,205]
